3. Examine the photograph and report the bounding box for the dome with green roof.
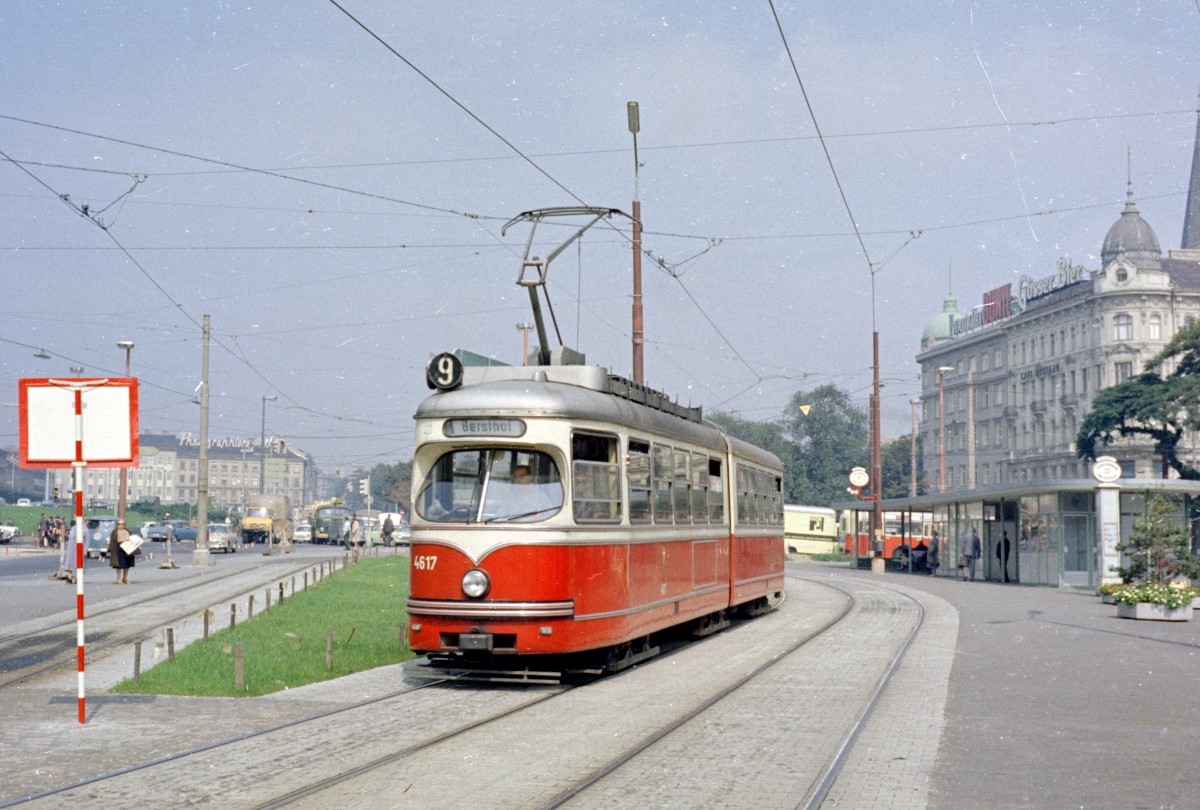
[922,295,963,344]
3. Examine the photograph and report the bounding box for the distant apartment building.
[49,432,316,510]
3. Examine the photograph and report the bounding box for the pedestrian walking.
[927,530,940,576]
[381,514,395,546]
[107,519,135,584]
[996,531,1012,583]
[348,514,363,549]
[962,526,982,581]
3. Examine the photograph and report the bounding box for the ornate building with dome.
[915,105,1200,495]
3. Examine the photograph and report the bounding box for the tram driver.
[485,463,562,522]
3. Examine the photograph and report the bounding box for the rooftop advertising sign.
[951,257,1088,337]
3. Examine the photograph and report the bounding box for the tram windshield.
[417,449,563,523]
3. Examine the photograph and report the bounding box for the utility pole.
[116,341,134,521]
[628,101,645,384]
[910,399,920,497]
[192,315,213,567]
[870,331,883,560]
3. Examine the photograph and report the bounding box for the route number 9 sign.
[426,352,464,391]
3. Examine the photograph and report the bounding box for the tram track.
[265,574,919,808]
[0,555,333,689]
[0,571,941,809]
[538,574,927,809]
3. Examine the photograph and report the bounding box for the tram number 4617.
[413,555,438,571]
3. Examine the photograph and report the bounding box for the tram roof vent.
[606,374,703,423]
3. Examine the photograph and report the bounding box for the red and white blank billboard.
[18,377,139,468]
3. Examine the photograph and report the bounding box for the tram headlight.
[461,568,491,599]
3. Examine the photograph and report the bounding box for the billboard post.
[19,376,138,725]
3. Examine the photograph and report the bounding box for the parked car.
[204,523,238,553]
[147,519,196,542]
[138,521,159,540]
[293,522,313,543]
[84,516,119,559]
[0,524,19,543]
[16,498,31,507]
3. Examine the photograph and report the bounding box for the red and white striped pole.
[72,386,87,725]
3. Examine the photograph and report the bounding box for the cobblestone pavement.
[4,574,943,809]
[5,557,1195,809]
[278,574,947,809]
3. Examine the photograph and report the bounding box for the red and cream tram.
[406,357,785,677]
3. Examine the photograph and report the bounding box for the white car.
[293,522,313,543]
[16,498,31,507]
[205,523,238,554]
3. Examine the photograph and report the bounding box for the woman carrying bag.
[107,519,136,584]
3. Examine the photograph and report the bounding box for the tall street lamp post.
[260,395,277,494]
[117,341,134,521]
[937,366,954,493]
[910,399,920,498]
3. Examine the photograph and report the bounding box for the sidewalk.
[819,563,1200,809]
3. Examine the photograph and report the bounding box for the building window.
[1149,314,1162,340]
[1114,314,1133,341]
[1114,361,1133,384]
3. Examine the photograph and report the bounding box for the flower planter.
[1193,596,1200,610]
[1101,594,1116,605]
[1116,602,1192,622]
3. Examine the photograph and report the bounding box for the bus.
[783,505,839,554]
[841,509,934,563]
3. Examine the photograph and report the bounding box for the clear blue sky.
[2,1,1198,470]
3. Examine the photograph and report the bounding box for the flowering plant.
[1096,582,1127,597]
[1111,583,1194,609]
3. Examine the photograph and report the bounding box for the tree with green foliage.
[1117,495,1199,584]
[368,461,412,512]
[882,433,924,498]
[782,385,869,506]
[1076,319,1200,479]
[712,385,868,507]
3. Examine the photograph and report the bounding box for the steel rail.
[0,556,332,689]
[538,575,857,808]
[0,680,449,808]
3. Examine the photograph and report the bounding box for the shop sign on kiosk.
[19,376,138,725]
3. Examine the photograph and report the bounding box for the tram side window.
[707,458,724,522]
[652,444,673,522]
[736,466,749,523]
[691,452,708,524]
[628,440,652,523]
[751,468,764,524]
[771,475,784,524]
[673,449,692,523]
[572,433,620,522]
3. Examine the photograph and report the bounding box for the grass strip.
[112,555,414,697]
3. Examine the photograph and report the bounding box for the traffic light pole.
[360,475,372,513]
